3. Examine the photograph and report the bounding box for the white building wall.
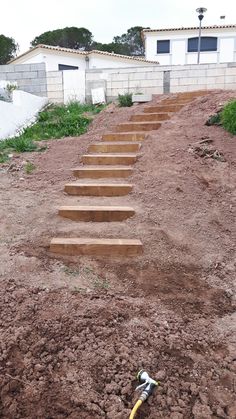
[21,52,87,72]
[145,29,236,65]
[88,54,149,68]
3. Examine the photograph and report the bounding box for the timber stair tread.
[102,133,146,141]
[64,182,133,196]
[72,166,133,178]
[50,238,143,256]
[58,206,135,222]
[82,154,138,165]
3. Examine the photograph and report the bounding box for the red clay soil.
[0,91,236,418]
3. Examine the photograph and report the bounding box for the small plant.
[221,100,236,135]
[24,162,36,174]
[206,112,222,126]
[118,92,133,107]
[0,152,9,164]
[93,277,110,290]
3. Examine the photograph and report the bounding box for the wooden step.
[176,91,207,99]
[65,183,133,196]
[161,99,192,105]
[102,133,146,142]
[50,238,143,256]
[114,122,161,132]
[88,142,141,153]
[58,206,135,222]
[130,113,170,122]
[144,104,184,113]
[82,154,138,165]
[73,166,133,179]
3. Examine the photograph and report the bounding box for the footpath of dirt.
[0,91,236,418]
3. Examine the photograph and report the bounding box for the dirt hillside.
[0,91,235,418]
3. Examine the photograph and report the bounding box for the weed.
[118,93,133,107]
[24,162,36,174]
[206,112,222,126]
[63,266,81,276]
[0,137,37,153]
[0,152,9,164]
[93,277,110,290]
[221,100,236,135]
[73,286,86,293]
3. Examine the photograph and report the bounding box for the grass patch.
[221,100,236,135]
[24,162,36,174]
[0,102,106,159]
[118,92,133,107]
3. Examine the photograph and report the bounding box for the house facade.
[10,44,158,71]
[143,25,236,65]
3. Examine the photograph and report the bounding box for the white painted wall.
[145,28,236,65]
[20,51,87,71]
[88,53,150,68]
[63,70,85,103]
[0,91,48,140]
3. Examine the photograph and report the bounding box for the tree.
[31,27,93,51]
[0,35,18,64]
[92,42,130,55]
[113,26,148,56]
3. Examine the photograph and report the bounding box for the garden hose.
[129,399,142,419]
[129,370,158,418]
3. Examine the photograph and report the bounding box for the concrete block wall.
[0,63,47,97]
[47,71,64,103]
[169,63,236,92]
[86,63,236,101]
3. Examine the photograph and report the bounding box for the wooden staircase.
[50,91,207,257]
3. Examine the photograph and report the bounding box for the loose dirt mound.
[0,91,236,418]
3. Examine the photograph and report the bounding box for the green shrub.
[118,93,133,107]
[206,112,222,126]
[221,100,236,135]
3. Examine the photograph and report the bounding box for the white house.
[143,25,236,65]
[10,44,158,70]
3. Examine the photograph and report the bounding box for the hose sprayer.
[129,370,158,419]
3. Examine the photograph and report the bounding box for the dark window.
[157,40,170,54]
[187,37,217,52]
[58,64,79,71]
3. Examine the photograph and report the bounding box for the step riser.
[88,144,141,153]
[161,100,191,105]
[144,105,183,113]
[130,114,170,122]
[73,168,133,178]
[102,133,146,142]
[65,184,132,196]
[50,238,143,256]
[58,208,135,222]
[114,123,161,132]
[82,156,137,165]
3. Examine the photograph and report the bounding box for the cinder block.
[146,72,163,80]
[21,71,38,79]
[47,91,63,99]
[170,79,179,86]
[15,64,31,72]
[30,63,46,71]
[47,71,62,78]
[37,70,46,78]
[206,68,226,76]
[225,75,236,83]
[225,68,236,75]
[6,72,21,80]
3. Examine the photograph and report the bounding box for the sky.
[2,0,236,53]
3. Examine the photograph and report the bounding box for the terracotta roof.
[142,24,236,34]
[10,44,159,65]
